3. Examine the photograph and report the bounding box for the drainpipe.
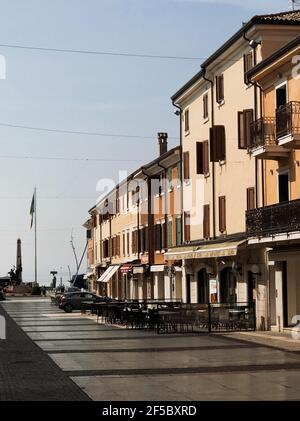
[157,161,168,248]
[201,66,216,239]
[243,32,263,208]
[172,101,184,240]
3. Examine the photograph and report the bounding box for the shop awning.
[150,265,165,272]
[97,265,120,283]
[164,240,247,260]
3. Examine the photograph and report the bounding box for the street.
[1,297,300,401]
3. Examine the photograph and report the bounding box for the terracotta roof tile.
[257,10,300,22]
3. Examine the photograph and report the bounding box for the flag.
[30,191,35,229]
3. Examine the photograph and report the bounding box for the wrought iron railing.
[246,199,300,237]
[249,117,276,149]
[276,101,300,139]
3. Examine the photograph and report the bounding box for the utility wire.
[0,154,145,162]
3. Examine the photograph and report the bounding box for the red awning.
[120,264,133,274]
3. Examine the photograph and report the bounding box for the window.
[210,126,226,162]
[115,188,119,214]
[184,211,190,242]
[203,93,209,119]
[168,220,173,248]
[183,151,190,181]
[167,167,173,191]
[177,161,182,185]
[184,109,190,132]
[127,232,130,255]
[247,188,255,211]
[244,51,253,83]
[144,226,149,252]
[216,74,224,103]
[132,230,138,254]
[203,205,210,239]
[196,141,209,175]
[238,109,254,149]
[122,233,126,256]
[162,222,167,249]
[176,217,182,246]
[219,196,226,233]
[155,224,162,251]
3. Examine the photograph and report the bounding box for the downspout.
[201,66,216,239]
[243,32,262,208]
[157,161,168,248]
[172,101,184,241]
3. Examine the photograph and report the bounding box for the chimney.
[157,132,168,156]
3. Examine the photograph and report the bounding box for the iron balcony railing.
[276,101,300,139]
[249,117,276,149]
[246,199,300,237]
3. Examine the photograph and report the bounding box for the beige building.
[166,11,300,329]
[247,34,300,331]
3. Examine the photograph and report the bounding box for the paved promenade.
[1,297,300,401]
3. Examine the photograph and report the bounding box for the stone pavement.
[0,299,89,401]
[1,297,300,401]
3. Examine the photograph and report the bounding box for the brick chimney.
[157,132,168,156]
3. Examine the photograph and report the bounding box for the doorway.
[247,271,255,303]
[186,274,191,304]
[276,83,287,109]
[220,268,237,304]
[197,269,209,304]
[278,172,289,203]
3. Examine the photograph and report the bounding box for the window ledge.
[204,172,210,179]
[185,130,190,137]
[217,100,225,108]
[219,160,226,166]
[184,180,191,186]
[168,188,173,193]
[203,117,209,124]
[177,184,181,190]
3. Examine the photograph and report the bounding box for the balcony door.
[276,83,287,109]
[278,172,289,203]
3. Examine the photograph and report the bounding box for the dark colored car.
[0,288,6,301]
[59,291,110,313]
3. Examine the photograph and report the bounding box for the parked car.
[0,288,6,301]
[59,291,110,313]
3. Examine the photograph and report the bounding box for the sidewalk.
[0,303,89,401]
[223,331,300,353]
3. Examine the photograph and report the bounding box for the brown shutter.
[127,232,130,255]
[132,231,136,254]
[144,226,149,252]
[203,94,208,119]
[117,235,120,256]
[184,211,190,242]
[216,75,224,103]
[183,151,190,180]
[123,233,125,256]
[203,205,210,239]
[219,196,226,233]
[244,109,254,148]
[196,142,204,174]
[184,109,189,132]
[203,140,209,174]
[238,111,245,149]
[247,187,255,210]
[210,126,226,162]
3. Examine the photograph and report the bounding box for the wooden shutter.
[123,233,125,256]
[244,51,253,83]
[203,141,209,174]
[184,109,189,132]
[168,220,173,247]
[184,211,190,242]
[196,142,204,174]
[203,93,208,119]
[216,75,224,103]
[144,226,149,252]
[238,111,246,149]
[115,188,119,214]
[162,222,167,249]
[183,151,190,180]
[203,205,210,239]
[247,187,255,210]
[244,109,254,148]
[132,231,136,254]
[219,196,226,233]
[117,235,120,256]
[127,232,130,255]
[176,217,182,246]
[210,126,226,162]
[155,224,162,251]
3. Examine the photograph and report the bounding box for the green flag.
[30,192,35,229]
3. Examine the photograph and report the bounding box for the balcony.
[246,199,300,238]
[276,101,300,146]
[248,117,288,159]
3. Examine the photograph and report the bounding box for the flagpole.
[34,186,37,284]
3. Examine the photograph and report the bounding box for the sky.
[0,0,292,285]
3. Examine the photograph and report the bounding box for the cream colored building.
[247,34,300,331]
[167,10,300,329]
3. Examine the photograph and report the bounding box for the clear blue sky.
[0,0,290,284]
